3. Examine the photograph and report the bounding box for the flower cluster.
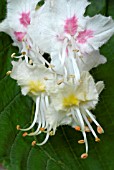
[1,0,114,159]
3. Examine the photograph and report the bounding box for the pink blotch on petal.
[14,32,26,41]
[20,12,30,28]
[64,15,78,36]
[77,30,94,44]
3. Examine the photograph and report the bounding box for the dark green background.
[0,0,114,169]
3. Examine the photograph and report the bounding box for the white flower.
[10,59,54,96]
[0,0,40,50]
[46,72,104,158]
[50,50,106,75]
[2,0,110,158]
[28,0,114,80]
[31,0,114,54]
[46,105,72,134]
[11,59,57,145]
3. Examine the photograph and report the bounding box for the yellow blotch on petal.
[29,80,45,93]
[63,94,79,108]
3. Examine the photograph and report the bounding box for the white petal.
[76,50,107,72]
[77,15,114,53]
[0,0,40,50]
[76,72,98,104]
[96,81,104,95]
[11,59,54,96]
[46,105,72,129]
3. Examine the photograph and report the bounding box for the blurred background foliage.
[0,0,114,170]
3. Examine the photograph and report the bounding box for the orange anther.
[81,153,88,159]
[40,128,45,132]
[31,141,36,146]
[95,137,100,142]
[75,126,81,131]
[97,126,104,134]
[22,51,26,55]
[16,125,20,130]
[85,126,90,132]
[78,140,85,144]
[87,117,92,123]
[22,132,28,137]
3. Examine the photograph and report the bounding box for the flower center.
[77,30,93,44]
[64,15,78,36]
[20,12,30,28]
[63,94,79,108]
[14,31,26,41]
[29,80,45,94]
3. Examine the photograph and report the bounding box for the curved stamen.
[82,113,98,139]
[75,108,88,154]
[85,109,99,125]
[30,47,50,66]
[27,114,42,136]
[40,96,46,128]
[36,132,50,146]
[20,97,40,131]
[69,50,80,83]
[61,38,68,65]
[71,109,78,126]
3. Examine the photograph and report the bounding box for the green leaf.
[0,0,114,170]
[86,0,106,16]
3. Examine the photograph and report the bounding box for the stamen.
[40,127,45,132]
[85,109,101,127]
[29,59,33,65]
[95,137,100,142]
[16,125,20,130]
[22,51,26,55]
[57,79,64,85]
[22,132,28,137]
[82,114,98,139]
[81,153,88,159]
[49,131,55,136]
[44,77,49,80]
[76,108,88,154]
[20,97,40,131]
[78,140,85,144]
[40,96,46,128]
[26,45,30,50]
[11,53,16,58]
[61,38,68,65]
[36,133,49,146]
[45,95,49,108]
[87,117,93,123]
[75,126,81,131]
[6,71,12,76]
[73,49,79,52]
[97,126,104,134]
[85,126,90,132]
[28,114,42,136]
[32,141,36,146]
[69,75,75,78]
[49,64,55,68]
[70,55,80,82]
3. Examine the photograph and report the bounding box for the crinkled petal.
[76,50,107,72]
[46,105,72,130]
[96,81,104,95]
[76,15,114,53]
[77,72,98,103]
[0,0,40,49]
